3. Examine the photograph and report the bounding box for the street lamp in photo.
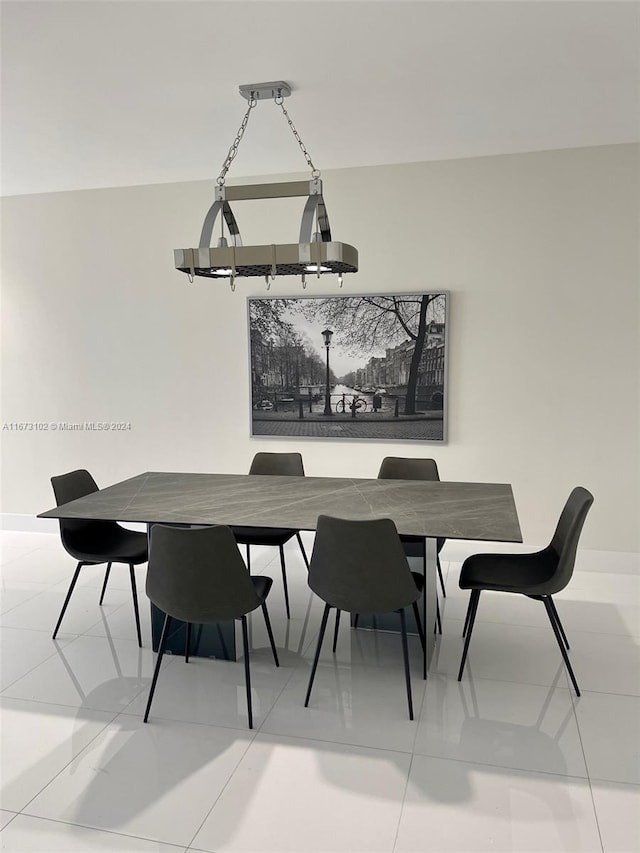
[321,328,334,416]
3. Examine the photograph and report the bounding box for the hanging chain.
[215,90,320,186]
[274,94,321,179]
[216,97,257,187]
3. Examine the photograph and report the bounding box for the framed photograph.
[248,292,448,442]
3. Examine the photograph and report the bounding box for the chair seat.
[250,574,273,602]
[459,549,557,595]
[231,526,296,546]
[67,526,148,564]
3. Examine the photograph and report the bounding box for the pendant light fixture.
[174,81,358,290]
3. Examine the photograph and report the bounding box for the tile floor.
[0,530,638,852]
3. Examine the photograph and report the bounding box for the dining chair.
[231,452,309,619]
[378,456,447,600]
[51,469,147,646]
[144,524,279,729]
[457,486,594,696]
[304,515,424,720]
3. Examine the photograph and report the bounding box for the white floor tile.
[575,550,640,575]
[24,717,252,848]
[83,596,153,645]
[244,585,326,662]
[192,732,411,853]
[414,674,587,777]
[575,692,640,784]
[123,653,291,730]
[0,627,73,691]
[0,546,40,568]
[261,662,424,752]
[0,813,188,852]
[0,810,18,831]
[433,618,573,689]
[0,548,76,585]
[568,571,640,605]
[395,755,602,852]
[442,582,640,639]
[590,780,640,853]
[0,698,114,811]
[309,615,425,670]
[0,532,636,853]
[0,584,130,636]
[561,631,640,696]
[2,634,158,713]
[0,532,60,550]
[0,581,48,616]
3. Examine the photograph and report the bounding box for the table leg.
[349,540,437,675]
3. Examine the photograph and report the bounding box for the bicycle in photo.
[335,394,368,414]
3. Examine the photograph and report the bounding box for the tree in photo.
[299,294,444,414]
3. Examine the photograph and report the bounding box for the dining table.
[39,470,522,671]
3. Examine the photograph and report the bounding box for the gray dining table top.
[39,471,522,543]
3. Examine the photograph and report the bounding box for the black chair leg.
[411,601,426,653]
[305,603,331,707]
[144,614,172,722]
[261,602,280,667]
[548,597,570,649]
[241,615,253,729]
[53,562,84,638]
[462,594,473,638]
[457,589,481,681]
[129,564,142,647]
[437,555,446,597]
[399,608,414,720]
[332,608,341,653]
[543,597,580,696]
[295,531,310,569]
[99,563,112,605]
[185,622,192,662]
[246,544,251,572]
[278,545,291,619]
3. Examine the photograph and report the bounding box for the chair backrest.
[147,524,262,622]
[543,486,594,594]
[378,456,440,482]
[51,469,116,553]
[249,452,305,476]
[308,515,420,614]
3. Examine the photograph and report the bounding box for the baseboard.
[440,540,639,574]
[1,513,58,534]
[1,514,637,573]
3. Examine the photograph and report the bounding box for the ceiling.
[2,0,639,197]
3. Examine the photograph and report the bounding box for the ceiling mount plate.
[239,80,292,101]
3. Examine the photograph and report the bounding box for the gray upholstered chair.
[144,524,279,729]
[457,487,594,696]
[231,452,309,619]
[51,470,147,646]
[304,515,424,720]
[378,456,447,600]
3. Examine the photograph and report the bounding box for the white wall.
[1,144,638,551]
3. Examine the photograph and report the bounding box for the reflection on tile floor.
[0,531,638,852]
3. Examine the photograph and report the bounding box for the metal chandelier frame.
[174,81,358,290]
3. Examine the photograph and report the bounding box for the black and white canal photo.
[248,292,448,441]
